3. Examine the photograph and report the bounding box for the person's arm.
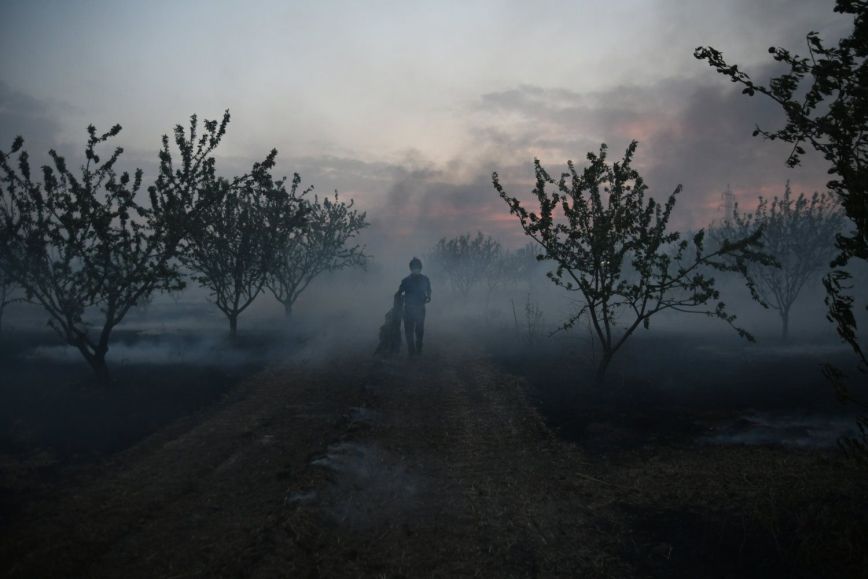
[425,277,432,303]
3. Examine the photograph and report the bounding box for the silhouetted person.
[397,257,431,356]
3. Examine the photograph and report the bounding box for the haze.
[0,0,850,255]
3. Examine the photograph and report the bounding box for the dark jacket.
[398,273,431,307]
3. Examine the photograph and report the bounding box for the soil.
[0,331,866,578]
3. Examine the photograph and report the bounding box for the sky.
[0,0,852,255]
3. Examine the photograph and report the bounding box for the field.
[0,325,866,578]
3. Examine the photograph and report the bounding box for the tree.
[711,183,843,340]
[266,192,368,318]
[500,243,546,289]
[430,232,502,297]
[493,141,771,382]
[184,151,305,335]
[481,244,545,311]
[0,112,230,384]
[695,0,868,369]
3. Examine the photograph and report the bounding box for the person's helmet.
[409,257,423,271]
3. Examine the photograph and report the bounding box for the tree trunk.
[781,310,790,342]
[595,350,613,384]
[73,341,111,386]
[92,355,111,386]
[229,314,238,338]
[283,301,293,319]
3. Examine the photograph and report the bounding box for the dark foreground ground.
[0,329,866,578]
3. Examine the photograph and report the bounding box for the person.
[396,257,431,356]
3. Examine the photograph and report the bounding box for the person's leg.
[404,314,416,355]
[415,307,426,354]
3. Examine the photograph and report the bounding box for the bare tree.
[430,232,502,297]
[494,141,771,382]
[184,151,306,335]
[0,112,229,384]
[266,192,368,318]
[712,183,843,340]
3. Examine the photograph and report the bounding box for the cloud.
[266,69,836,259]
[374,170,513,248]
[0,82,63,153]
[465,73,831,231]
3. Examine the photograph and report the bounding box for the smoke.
[702,412,859,448]
[0,81,66,154]
[27,334,265,366]
[307,441,425,529]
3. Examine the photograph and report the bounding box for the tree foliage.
[183,150,305,335]
[266,192,368,318]
[0,112,230,384]
[493,141,772,382]
[430,232,502,296]
[695,0,868,368]
[711,183,843,340]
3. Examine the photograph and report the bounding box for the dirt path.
[278,347,626,578]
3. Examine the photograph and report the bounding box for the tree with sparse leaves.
[695,0,867,370]
[494,141,772,382]
[430,232,502,297]
[266,192,367,318]
[0,112,230,384]
[482,244,545,310]
[711,183,843,341]
[183,151,306,335]
[500,243,546,289]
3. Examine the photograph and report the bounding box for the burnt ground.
[0,330,867,578]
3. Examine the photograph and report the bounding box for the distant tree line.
[0,111,367,385]
[428,232,541,299]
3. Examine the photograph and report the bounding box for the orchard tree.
[481,250,510,303]
[266,192,367,318]
[712,183,843,340]
[695,0,868,368]
[184,150,306,335]
[482,245,544,309]
[501,242,546,288]
[493,141,772,382]
[0,112,229,384]
[430,232,502,296]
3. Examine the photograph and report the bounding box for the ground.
[0,331,866,578]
